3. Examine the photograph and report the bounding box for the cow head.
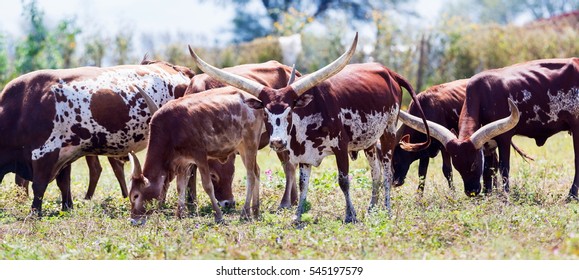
[188,33,359,152]
[128,152,164,226]
[397,99,519,196]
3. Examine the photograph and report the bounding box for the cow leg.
[84,156,102,200]
[497,139,512,194]
[197,160,223,223]
[108,157,128,198]
[55,165,74,211]
[441,149,454,191]
[483,150,499,194]
[380,134,396,217]
[278,151,298,208]
[569,129,579,200]
[295,164,311,223]
[238,147,260,219]
[335,151,357,223]
[15,174,29,197]
[417,157,429,195]
[175,166,191,219]
[187,164,198,212]
[365,145,382,211]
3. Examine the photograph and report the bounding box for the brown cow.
[189,33,432,223]
[393,79,533,194]
[0,60,194,216]
[128,86,265,225]
[399,58,578,199]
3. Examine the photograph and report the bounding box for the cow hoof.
[565,194,579,203]
[26,208,42,219]
[277,203,292,211]
[344,216,358,224]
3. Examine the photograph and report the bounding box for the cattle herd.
[0,32,577,226]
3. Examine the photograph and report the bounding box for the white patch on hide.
[32,65,190,161]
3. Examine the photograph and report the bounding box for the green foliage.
[14,0,81,74]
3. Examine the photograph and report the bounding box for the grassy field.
[0,132,578,260]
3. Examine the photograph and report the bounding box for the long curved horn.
[287,64,296,86]
[290,33,358,96]
[188,45,264,96]
[470,98,520,149]
[128,151,142,179]
[135,85,159,115]
[398,110,457,147]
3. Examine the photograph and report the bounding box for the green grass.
[1,133,578,259]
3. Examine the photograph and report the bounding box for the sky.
[0,0,446,46]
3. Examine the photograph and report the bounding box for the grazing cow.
[0,59,194,216]
[393,79,533,194]
[398,58,578,198]
[128,85,265,225]
[184,60,302,209]
[189,33,432,223]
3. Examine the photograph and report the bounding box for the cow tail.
[393,72,431,152]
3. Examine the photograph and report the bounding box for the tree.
[14,0,80,73]
[14,0,49,74]
[81,33,107,67]
[113,30,134,65]
[0,34,9,88]
[220,0,416,42]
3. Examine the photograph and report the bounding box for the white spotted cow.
[0,59,194,216]
[189,33,432,223]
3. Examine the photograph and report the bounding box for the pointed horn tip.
[399,134,431,152]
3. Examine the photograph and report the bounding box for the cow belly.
[341,107,398,151]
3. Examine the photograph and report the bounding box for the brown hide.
[129,88,264,223]
[439,58,579,197]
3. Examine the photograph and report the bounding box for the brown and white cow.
[399,58,578,198]
[0,60,194,216]
[393,79,533,194]
[189,33,432,223]
[184,60,302,209]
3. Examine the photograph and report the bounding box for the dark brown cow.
[128,86,265,225]
[399,58,578,198]
[184,61,302,209]
[0,60,194,216]
[13,155,127,199]
[392,79,533,194]
[189,34,432,223]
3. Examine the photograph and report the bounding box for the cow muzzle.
[269,138,287,151]
[218,199,236,209]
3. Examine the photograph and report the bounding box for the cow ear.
[294,92,314,108]
[243,98,264,110]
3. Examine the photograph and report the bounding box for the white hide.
[32,65,190,161]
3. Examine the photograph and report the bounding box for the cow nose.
[218,199,236,209]
[269,138,287,150]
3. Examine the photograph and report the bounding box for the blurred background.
[0,0,577,104]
